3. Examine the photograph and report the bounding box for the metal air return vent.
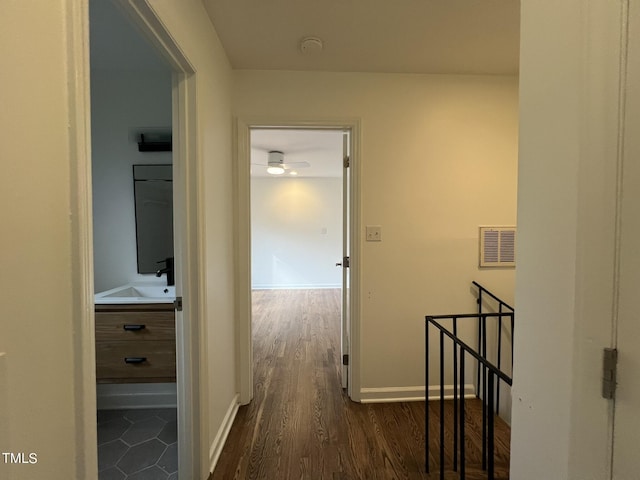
[479,226,516,267]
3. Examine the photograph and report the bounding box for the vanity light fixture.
[137,130,172,152]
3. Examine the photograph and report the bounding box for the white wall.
[251,177,342,289]
[234,71,518,400]
[0,1,90,478]
[91,69,172,293]
[144,0,236,475]
[511,1,625,479]
[0,0,235,478]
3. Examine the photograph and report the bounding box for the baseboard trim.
[360,384,476,403]
[96,383,177,410]
[251,284,341,290]
[209,393,240,474]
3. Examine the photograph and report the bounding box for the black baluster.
[511,313,515,370]
[488,373,495,480]
[453,317,458,472]
[425,318,430,473]
[476,291,482,399]
[460,348,466,480]
[482,315,487,471]
[440,330,445,480]
[497,308,503,415]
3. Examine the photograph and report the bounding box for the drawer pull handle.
[123,324,146,331]
[124,357,147,364]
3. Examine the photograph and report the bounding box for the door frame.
[612,1,636,476]
[120,3,202,477]
[234,117,362,403]
[72,1,203,477]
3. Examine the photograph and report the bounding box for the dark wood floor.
[212,289,510,479]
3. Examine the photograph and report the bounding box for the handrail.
[472,281,514,312]
[427,315,513,385]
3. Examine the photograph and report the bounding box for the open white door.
[340,130,351,389]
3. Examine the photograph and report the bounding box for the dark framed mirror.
[133,164,173,273]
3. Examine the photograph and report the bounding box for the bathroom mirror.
[133,164,173,273]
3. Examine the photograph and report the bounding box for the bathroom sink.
[95,284,175,304]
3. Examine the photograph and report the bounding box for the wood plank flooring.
[212,289,510,479]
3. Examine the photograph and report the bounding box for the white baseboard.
[209,394,240,474]
[251,284,341,290]
[360,384,476,403]
[96,383,177,410]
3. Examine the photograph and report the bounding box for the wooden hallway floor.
[211,289,510,480]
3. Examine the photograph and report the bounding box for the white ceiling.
[203,0,520,75]
[90,0,520,178]
[251,129,344,178]
[212,1,521,177]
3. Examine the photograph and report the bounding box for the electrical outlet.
[366,225,382,241]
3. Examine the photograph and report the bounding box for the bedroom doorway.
[235,122,360,405]
[246,126,349,439]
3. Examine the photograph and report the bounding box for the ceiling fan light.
[267,166,285,175]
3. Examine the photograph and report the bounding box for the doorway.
[250,127,345,392]
[250,128,344,290]
[89,1,200,478]
[236,121,360,404]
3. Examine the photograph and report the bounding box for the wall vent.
[479,226,516,267]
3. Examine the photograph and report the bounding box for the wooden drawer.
[95,311,175,342]
[94,304,176,383]
[96,341,176,383]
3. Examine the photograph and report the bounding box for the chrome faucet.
[156,257,175,286]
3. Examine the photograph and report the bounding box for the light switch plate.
[366,225,382,241]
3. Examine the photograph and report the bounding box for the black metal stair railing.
[473,281,515,477]
[425,282,514,480]
[473,281,515,419]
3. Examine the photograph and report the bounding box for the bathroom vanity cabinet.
[95,303,176,383]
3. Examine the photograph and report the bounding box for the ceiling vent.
[479,226,516,268]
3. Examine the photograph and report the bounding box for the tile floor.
[97,408,178,480]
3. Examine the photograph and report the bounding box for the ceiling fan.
[251,150,310,175]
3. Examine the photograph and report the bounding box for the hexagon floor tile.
[97,408,178,480]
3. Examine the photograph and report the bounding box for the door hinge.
[343,256,350,268]
[602,347,618,400]
[343,354,349,366]
[174,296,183,312]
[343,155,350,168]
